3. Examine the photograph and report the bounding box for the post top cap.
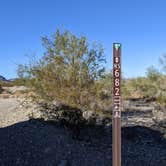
[113,43,121,50]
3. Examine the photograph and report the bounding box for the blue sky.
[0,0,166,79]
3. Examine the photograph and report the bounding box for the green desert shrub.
[18,29,106,112]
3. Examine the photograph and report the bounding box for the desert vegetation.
[0,84,3,93]
[122,65,166,106]
[14,29,166,122]
[17,29,110,112]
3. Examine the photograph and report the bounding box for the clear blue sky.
[0,0,166,79]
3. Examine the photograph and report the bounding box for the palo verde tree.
[18,29,106,111]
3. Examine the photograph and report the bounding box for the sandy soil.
[0,98,31,127]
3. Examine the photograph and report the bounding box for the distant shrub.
[122,65,166,106]
[0,81,14,87]
[123,77,158,99]
[0,78,29,87]
[157,95,166,107]
[0,84,3,93]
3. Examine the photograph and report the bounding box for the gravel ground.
[0,90,166,166]
[0,98,32,127]
[0,119,166,166]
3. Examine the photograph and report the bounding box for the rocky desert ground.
[0,86,166,166]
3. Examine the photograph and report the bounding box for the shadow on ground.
[0,119,166,166]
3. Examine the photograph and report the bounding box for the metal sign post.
[112,43,121,166]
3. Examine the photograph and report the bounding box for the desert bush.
[0,81,14,87]
[123,76,158,99]
[156,55,166,105]
[0,84,3,93]
[122,65,166,106]
[146,66,166,105]
[159,54,166,73]
[0,79,28,87]
[18,29,106,113]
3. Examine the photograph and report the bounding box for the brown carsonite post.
[112,43,121,166]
